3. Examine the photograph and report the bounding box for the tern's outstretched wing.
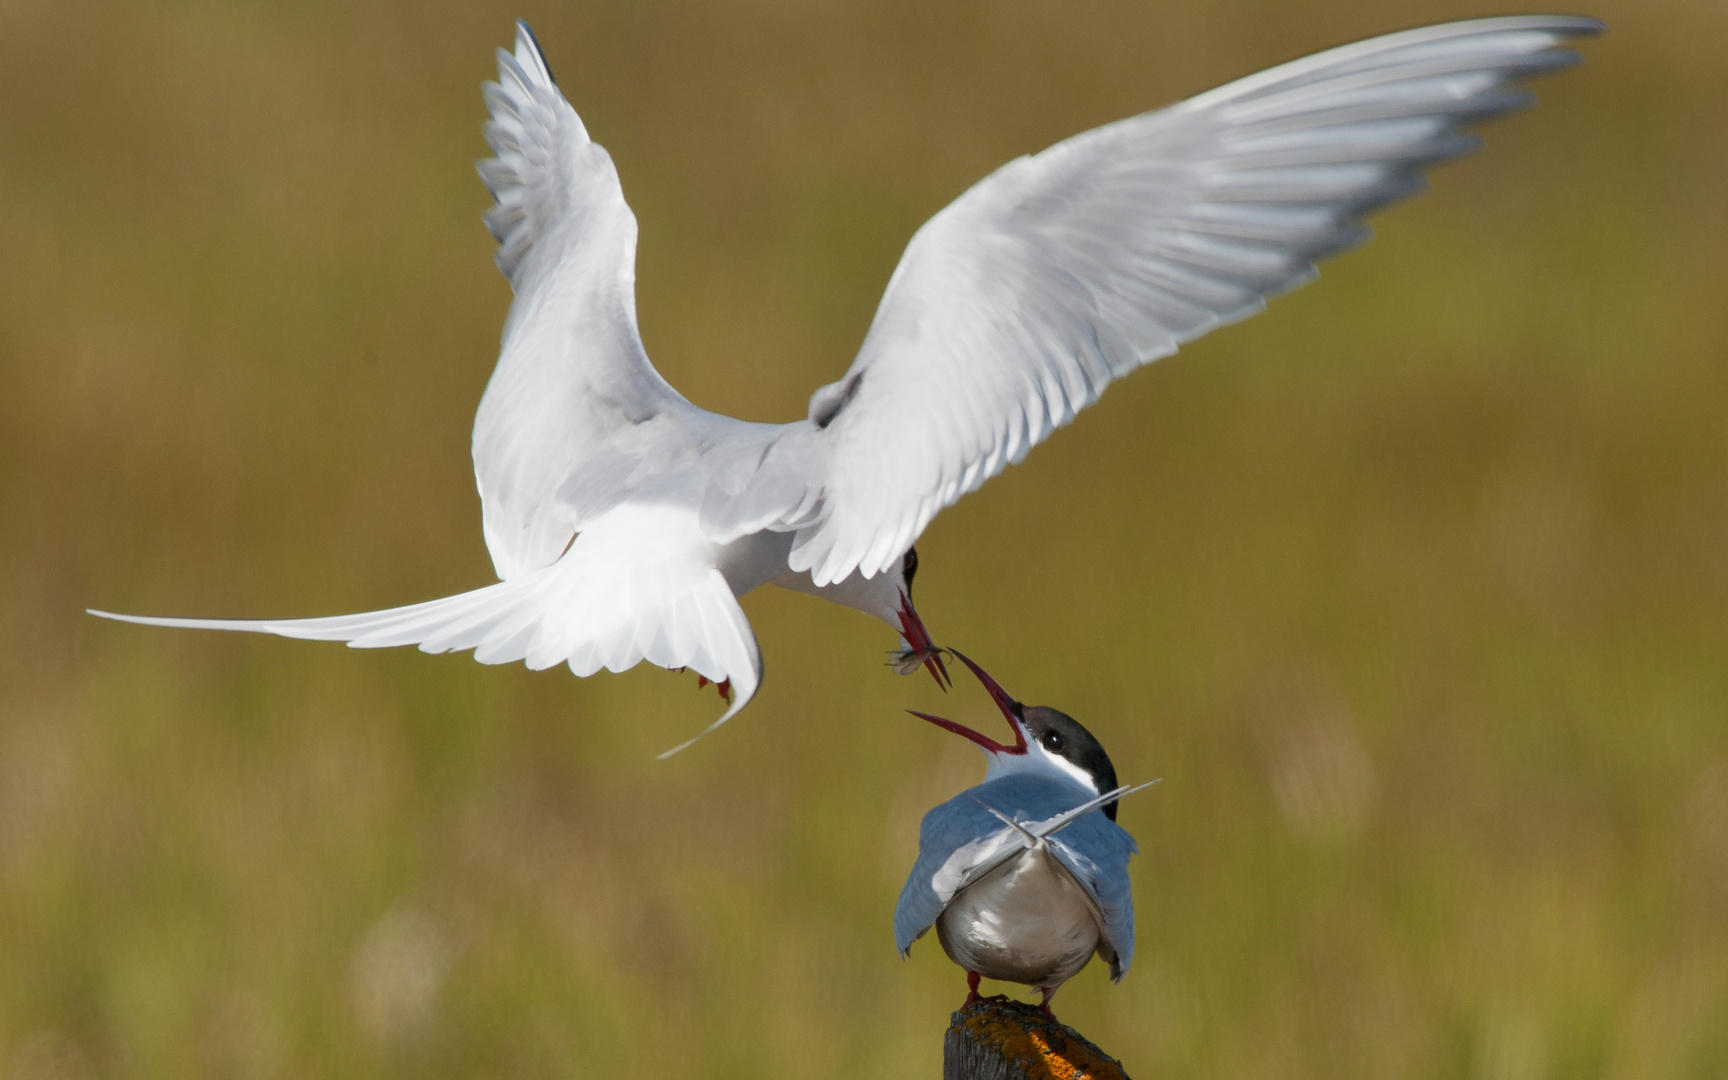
[894,775,1140,977]
[785,16,1601,586]
[473,22,704,580]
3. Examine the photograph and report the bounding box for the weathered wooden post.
[944,998,1130,1080]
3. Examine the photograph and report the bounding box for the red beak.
[907,648,1027,755]
[896,591,951,690]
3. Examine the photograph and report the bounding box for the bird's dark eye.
[902,547,919,586]
[1042,730,1066,754]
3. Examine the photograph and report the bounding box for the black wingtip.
[515,19,556,85]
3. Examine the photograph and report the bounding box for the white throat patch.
[983,740,1101,796]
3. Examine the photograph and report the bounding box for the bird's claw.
[963,971,1003,1006]
[962,972,1012,1009]
[693,674,733,702]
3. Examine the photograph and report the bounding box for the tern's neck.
[983,745,1103,797]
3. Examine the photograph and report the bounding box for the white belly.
[667,526,902,629]
[736,531,904,628]
[715,529,795,597]
[935,845,1103,988]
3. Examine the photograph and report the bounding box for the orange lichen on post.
[944,998,1130,1080]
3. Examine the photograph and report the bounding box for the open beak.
[893,590,951,690]
[907,648,1027,755]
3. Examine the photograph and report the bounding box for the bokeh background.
[1,0,1723,1076]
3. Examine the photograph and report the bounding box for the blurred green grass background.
[2,0,1724,1076]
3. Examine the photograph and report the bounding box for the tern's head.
[805,547,949,688]
[910,650,1120,818]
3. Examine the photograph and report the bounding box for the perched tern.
[91,17,1599,750]
[895,652,1156,1015]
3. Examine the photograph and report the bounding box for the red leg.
[693,674,732,702]
[963,971,1013,1008]
[1038,985,1058,1019]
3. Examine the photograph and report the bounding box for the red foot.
[693,675,733,702]
[1037,986,1058,1019]
[963,971,1010,1008]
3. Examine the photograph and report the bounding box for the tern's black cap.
[1020,706,1120,820]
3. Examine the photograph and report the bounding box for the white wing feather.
[472,21,697,581]
[789,16,1602,586]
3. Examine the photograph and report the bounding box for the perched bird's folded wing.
[472,21,703,580]
[89,511,763,741]
[894,806,1030,956]
[791,16,1601,585]
[1048,827,1139,981]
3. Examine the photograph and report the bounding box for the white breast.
[934,844,1104,989]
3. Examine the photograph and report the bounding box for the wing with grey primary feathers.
[894,774,1142,980]
[473,21,715,580]
[782,16,1602,586]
